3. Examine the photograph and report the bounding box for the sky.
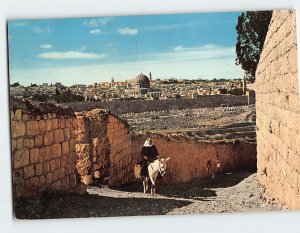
[8,12,245,86]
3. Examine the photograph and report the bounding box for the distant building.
[125,73,161,98]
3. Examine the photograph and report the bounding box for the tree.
[236,11,272,82]
[10,82,20,87]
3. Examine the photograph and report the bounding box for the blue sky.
[8,12,244,85]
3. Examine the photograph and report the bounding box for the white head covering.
[143,138,153,147]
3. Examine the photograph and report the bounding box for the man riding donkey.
[138,138,169,195]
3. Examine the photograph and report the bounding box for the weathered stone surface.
[30,148,39,164]
[43,132,54,146]
[45,119,52,131]
[256,10,300,210]
[75,144,90,159]
[27,121,40,136]
[81,175,93,185]
[36,163,43,176]
[76,158,91,176]
[54,129,64,143]
[14,109,22,120]
[11,121,26,138]
[51,143,62,158]
[35,134,43,147]
[24,138,35,148]
[52,119,59,129]
[39,120,46,133]
[43,161,50,173]
[24,165,35,178]
[62,141,70,155]
[14,149,30,169]
[16,138,24,150]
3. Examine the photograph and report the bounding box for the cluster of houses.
[10,73,247,102]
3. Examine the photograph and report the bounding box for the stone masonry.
[74,109,133,187]
[131,133,257,184]
[11,98,83,198]
[256,10,300,209]
[11,98,257,198]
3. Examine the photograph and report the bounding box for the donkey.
[143,157,170,196]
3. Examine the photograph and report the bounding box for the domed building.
[134,73,150,89]
[125,73,161,99]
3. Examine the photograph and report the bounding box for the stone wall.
[11,98,258,197]
[74,109,134,187]
[66,95,251,114]
[131,133,257,184]
[11,99,83,198]
[256,10,300,209]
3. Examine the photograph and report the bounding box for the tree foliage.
[236,11,272,82]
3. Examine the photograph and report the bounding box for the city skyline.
[8,12,244,86]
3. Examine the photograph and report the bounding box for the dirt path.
[14,171,279,219]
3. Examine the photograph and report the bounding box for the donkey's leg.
[149,176,156,196]
[143,177,147,194]
[145,177,149,193]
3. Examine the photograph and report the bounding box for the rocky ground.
[119,105,256,132]
[14,170,279,219]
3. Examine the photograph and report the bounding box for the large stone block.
[45,119,52,131]
[51,143,62,158]
[39,120,46,133]
[62,141,70,155]
[27,121,40,136]
[14,109,22,120]
[59,119,66,128]
[24,138,35,148]
[11,121,26,138]
[36,163,43,176]
[35,134,43,147]
[64,128,71,140]
[16,138,24,150]
[24,165,35,178]
[54,129,64,143]
[52,119,59,129]
[43,131,54,146]
[30,148,39,164]
[43,161,50,173]
[14,149,30,169]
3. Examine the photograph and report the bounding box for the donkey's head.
[158,157,170,177]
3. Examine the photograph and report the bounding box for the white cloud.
[174,46,183,52]
[99,17,114,25]
[33,27,52,34]
[83,17,114,28]
[10,57,244,86]
[37,51,107,60]
[118,27,138,35]
[89,29,102,34]
[11,44,243,85]
[40,44,52,49]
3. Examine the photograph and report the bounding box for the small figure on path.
[140,138,159,178]
[139,138,159,194]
